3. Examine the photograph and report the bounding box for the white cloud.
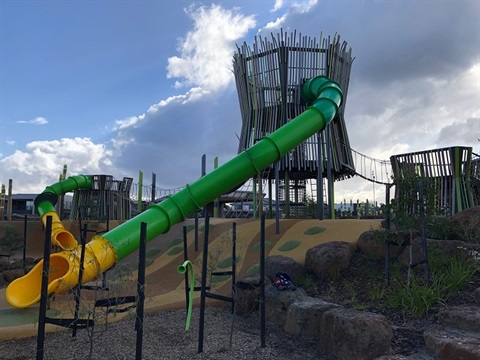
[166,4,256,92]
[272,0,284,12]
[16,116,48,125]
[0,138,116,193]
[6,138,15,146]
[113,114,146,131]
[259,0,318,32]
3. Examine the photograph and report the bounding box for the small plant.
[425,216,453,240]
[326,264,341,280]
[0,226,23,257]
[387,273,444,318]
[296,274,318,292]
[440,255,478,299]
[386,252,478,318]
[367,283,386,301]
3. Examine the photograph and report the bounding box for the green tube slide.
[34,175,93,250]
[6,76,342,308]
[103,76,342,260]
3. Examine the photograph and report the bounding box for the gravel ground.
[0,306,336,360]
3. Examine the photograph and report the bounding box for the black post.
[317,131,324,220]
[23,214,27,272]
[418,181,430,283]
[274,161,280,234]
[201,154,206,218]
[194,213,199,252]
[385,185,391,285]
[198,214,210,353]
[231,222,237,314]
[151,172,157,203]
[72,224,88,337]
[135,222,147,360]
[183,225,190,312]
[260,214,266,348]
[36,216,52,360]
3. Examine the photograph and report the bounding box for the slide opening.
[48,255,71,283]
[54,231,77,250]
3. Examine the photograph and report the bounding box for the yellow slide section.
[41,211,78,250]
[6,236,117,308]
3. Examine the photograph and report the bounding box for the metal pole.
[260,214,266,348]
[317,132,324,220]
[23,215,27,272]
[275,162,280,234]
[135,222,147,360]
[72,224,88,338]
[137,171,143,215]
[214,157,219,218]
[326,124,334,219]
[231,222,237,314]
[183,225,189,312]
[201,154,206,217]
[198,214,210,353]
[36,216,52,360]
[151,173,156,203]
[194,213,199,252]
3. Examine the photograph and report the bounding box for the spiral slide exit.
[6,76,343,308]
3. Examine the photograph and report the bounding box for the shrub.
[0,226,23,257]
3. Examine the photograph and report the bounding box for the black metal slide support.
[260,214,266,348]
[183,225,190,312]
[195,213,199,252]
[23,215,27,272]
[36,216,52,360]
[72,224,89,337]
[198,214,210,353]
[385,184,391,286]
[198,215,237,353]
[418,181,430,284]
[231,222,236,314]
[135,222,147,360]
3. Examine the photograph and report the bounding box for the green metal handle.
[177,260,195,331]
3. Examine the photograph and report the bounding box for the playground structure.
[233,31,355,219]
[390,146,480,216]
[6,74,344,308]
[4,29,480,312]
[68,175,133,221]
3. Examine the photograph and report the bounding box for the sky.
[0,0,479,205]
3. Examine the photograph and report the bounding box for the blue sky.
[0,0,479,203]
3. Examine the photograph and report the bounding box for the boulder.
[0,274,7,288]
[265,255,305,283]
[357,230,406,259]
[235,275,261,315]
[305,241,355,279]
[437,305,480,335]
[398,238,480,266]
[450,206,480,244]
[476,288,480,305]
[424,327,480,360]
[0,257,10,271]
[265,284,307,325]
[320,307,393,360]
[284,297,341,337]
[2,268,25,283]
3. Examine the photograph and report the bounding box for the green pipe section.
[176,260,195,331]
[102,76,342,260]
[35,175,93,216]
[34,175,93,249]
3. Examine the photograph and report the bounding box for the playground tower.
[69,175,133,221]
[390,146,480,215]
[233,31,355,217]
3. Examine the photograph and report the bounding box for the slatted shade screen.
[233,30,355,182]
